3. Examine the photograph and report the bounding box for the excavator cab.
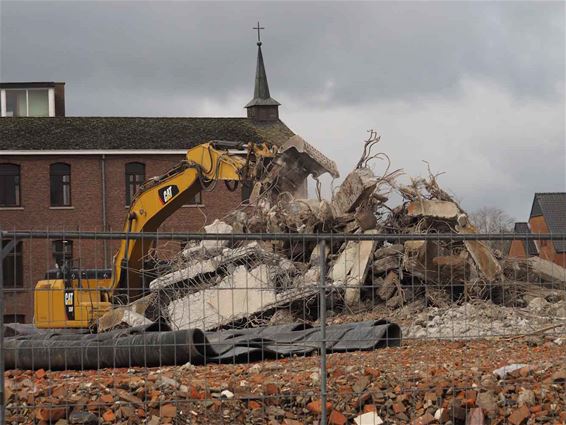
[34,258,113,329]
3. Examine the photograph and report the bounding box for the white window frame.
[1,88,55,117]
[0,90,6,117]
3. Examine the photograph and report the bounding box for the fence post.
[318,238,327,424]
[0,229,5,424]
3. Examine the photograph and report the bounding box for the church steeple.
[245,22,280,121]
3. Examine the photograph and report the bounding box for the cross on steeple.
[253,21,264,46]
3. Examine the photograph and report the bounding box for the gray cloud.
[1,1,564,219]
[2,1,563,105]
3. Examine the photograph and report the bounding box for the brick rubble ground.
[4,336,566,425]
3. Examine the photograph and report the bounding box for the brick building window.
[2,240,23,288]
[52,240,73,267]
[4,314,26,324]
[125,162,145,205]
[50,163,71,206]
[0,164,21,207]
[186,190,203,206]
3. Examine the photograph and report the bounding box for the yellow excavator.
[33,139,337,329]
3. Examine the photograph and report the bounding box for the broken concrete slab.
[407,200,460,219]
[374,244,404,259]
[167,263,317,331]
[278,198,330,233]
[168,265,277,331]
[150,257,218,291]
[98,308,152,332]
[402,240,447,281]
[354,202,378,230]
[201,219,234,250]
[310,242,330,266]
[329,230,377,306]
[353,411,384,425]
[527,256,566,283]
[373,256,400,275]
[457,223,502,282]
[151,242,293,291]
[377,271,399,301]
[333,168,378,215]
[304,267,321,284]
[98,293,156,332]
[463,239,502,281]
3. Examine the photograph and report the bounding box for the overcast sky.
[1,1,564,221]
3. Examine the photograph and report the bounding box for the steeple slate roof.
[245,44,280,108]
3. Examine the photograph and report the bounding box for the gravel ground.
[5,335,566,424]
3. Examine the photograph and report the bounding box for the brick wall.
[508,239,527,258]
[528,215,566,267]
[1,154,244,322]
[529,216,554,262]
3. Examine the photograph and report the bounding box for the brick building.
[0,41,321,324]
[509,193,566,267]
[508,222,538,259]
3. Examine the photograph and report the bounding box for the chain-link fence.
[1,230,565,424]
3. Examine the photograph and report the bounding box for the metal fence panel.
[1,230,565,424]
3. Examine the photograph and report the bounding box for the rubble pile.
[406,298,566,339]
[103,134,566,334]
[4,337,565,424]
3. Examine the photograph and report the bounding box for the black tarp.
[2,320,401,370]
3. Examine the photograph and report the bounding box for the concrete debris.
[150,242,292,291]
[220,389,235,399]
[202,219,234,250]
[333,168,378,215]
[98,308,152,332]
[373,255,400,275]
[149,257,218,291]
[97,294,156,332]
[493,364,529,379]
[405,299,566,339]
[304,266,321,283]
[354,201,378,230]
[353,411,384,425]
[168,264,316,331]
[181,219,235,257]
[277,198,333,233]
[330,230,378,306]
[528,256,566,283]
[457,221,502,282]
[373,244,403,259]
[168,265,276,330]
[377,271,399,301]
[407,199,460,219]
[102,134,563,339]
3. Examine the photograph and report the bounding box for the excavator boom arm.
[111,142,274,296]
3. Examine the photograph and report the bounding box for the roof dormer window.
[1,82,65,117]
[5,89,49,117]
